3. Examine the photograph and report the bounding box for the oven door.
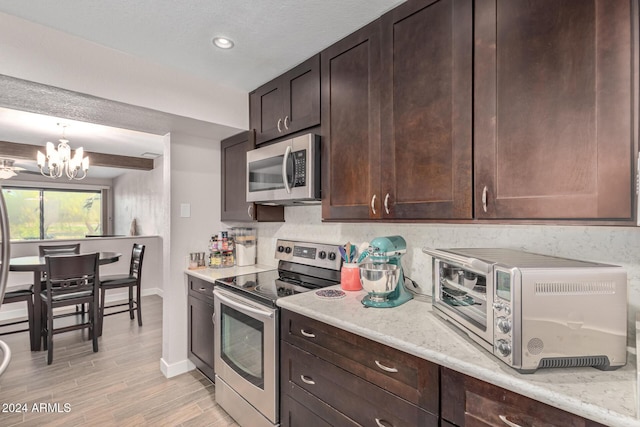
[425,250,495,351]
[213,287,278,423]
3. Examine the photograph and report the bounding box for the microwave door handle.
[282,144,292,194]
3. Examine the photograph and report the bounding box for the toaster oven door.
[430,255,494,349]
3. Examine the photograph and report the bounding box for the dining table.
[9,251,122,351]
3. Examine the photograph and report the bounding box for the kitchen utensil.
[339,246,347,262]
[356,241,370,264]
[345,242,352,262]
[359,236,412,308]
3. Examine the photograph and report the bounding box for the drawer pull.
[374,360,398,373]
[375,418,393,427]
[199,287,206,291]
[499,415,523,427]
[300,375,315,385]
[300,329,316,338]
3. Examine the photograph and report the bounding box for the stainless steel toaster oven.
[423,248,627,373]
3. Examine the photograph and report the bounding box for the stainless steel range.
[213,239,342,427]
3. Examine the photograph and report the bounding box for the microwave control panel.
[292,150,306,187]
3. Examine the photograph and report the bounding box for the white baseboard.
[160,357,195,379]
[0,288,164,322]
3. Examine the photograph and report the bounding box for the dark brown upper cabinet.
[322,0,472,221]
[220,131,284,222]
[380,0,473,220]
[250,55,321,146]
[321,20,382,221]
[474,0,637,222]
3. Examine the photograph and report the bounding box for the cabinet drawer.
[281,392,358,427]
[441,368,606,427]
[188,276,215,300]
[282,342,438,427]
[281,310,439,413]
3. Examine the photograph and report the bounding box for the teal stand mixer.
[359,235,413,308]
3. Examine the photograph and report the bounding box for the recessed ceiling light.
[212,36,234,49]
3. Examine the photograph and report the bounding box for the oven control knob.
[496,339,511,357]
[319,251,327,259]
[277,245,285,253]
[328,252,337,261]
[496,317,511,334]
[284,246,292,254]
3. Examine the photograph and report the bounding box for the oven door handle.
[214,289,275,319]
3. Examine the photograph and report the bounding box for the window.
[2,187,102,240]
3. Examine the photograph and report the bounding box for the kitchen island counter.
[277,286,638,427]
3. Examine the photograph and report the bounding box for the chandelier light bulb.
[36,124,90,180]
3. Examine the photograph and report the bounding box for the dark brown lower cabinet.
[441,367,606,427]
[280,309,439,426]
[187,275,215,381]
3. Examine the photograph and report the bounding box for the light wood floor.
[0,295,238,427]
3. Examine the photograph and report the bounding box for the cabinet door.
[251,55,321,146]
[220,131,284,222]
[282,55,321,136]
[380,0,473,219]
[188,293,215,381]
[321,20,382,220]
[441,367,607,427]
[250,80,284,145]
[474,0,636,221]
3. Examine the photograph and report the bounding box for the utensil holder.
[340,263,362,291]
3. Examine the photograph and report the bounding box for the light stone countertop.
[277,286,639,427]
[184,263,276,282]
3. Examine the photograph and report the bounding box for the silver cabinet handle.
[247,204,253,219]
[277,118,283,133]
[498,415,523,427]
[211,313,215,325]
[374,360,398,373]
[284,115,290,130]
[300,329,316,338]
[300,375,315,385]
[199,287,206,292]
[371,194,377,215]
[384,193,390,215]
[482,186,488,213]
[375,418,392,427]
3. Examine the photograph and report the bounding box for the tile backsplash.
[255,205,640,344]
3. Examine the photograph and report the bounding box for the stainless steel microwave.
[246,133,321,204]
[423,248,627,373]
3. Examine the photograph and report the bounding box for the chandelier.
[36,124,89,180]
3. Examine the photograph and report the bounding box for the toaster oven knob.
[497,317,512,334]
[496,339,511,357]
[492,302,505,312]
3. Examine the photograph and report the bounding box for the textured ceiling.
[0,0,405,178]
[0,0,405,91]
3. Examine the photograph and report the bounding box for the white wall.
[255,206,640,343]
[0,12,247,130]
[1,235,163,320]
[160,132,224,377]
[113,158,165,236]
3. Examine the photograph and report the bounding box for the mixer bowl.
[359,263,400,302]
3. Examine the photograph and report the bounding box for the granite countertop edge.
[277,286,639,427]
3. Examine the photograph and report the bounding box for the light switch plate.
[180,203,191,218]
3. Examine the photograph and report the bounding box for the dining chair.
[39,243,83,315]
[38,243,81,257]
[99,244,145,334]
[40,252,100,365]
[0,285,35,345]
